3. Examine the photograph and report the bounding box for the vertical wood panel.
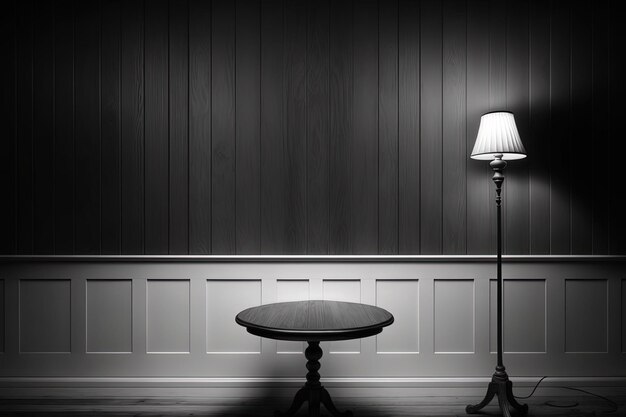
[420,0,442,254]
[591,0,609,254]
[398,0,420,254]
[488,0,506,109]
[16,0,34,254]
[306,0,330,254]
[189,0,212,254]
[466,0,491,255]
[235,0,261,254]
[284,0,307,254]
[0,1,16,254]
[608,0,626,255]
[505,0,530,255]
[54,0,75,254]
[378,0,399,255]
[352,0,378,254]
[3,0,624,256]
[550,0,571,254]
[169,0,189,254]
[570,0,593,254]
[442,0,467,254]
[260,0,285,253]
[120,0,144,254]
[144,0,169,254]
[32,0,55,254]
[528,0,551,254]
[101,0,122,254]
[211,0,236,254]
[488,0,506,253]
[75,0,101,254]
[328,0,353,254]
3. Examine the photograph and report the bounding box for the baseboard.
[1,377,625,398]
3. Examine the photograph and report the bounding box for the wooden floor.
[0,396,623,417]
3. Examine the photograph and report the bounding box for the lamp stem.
[467,153,529,416]
[492,154,506,375]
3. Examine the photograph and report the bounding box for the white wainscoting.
[0,256,625,396]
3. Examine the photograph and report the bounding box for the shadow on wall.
[504,58,612,255]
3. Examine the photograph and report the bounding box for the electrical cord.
[514,376,547,399]
[513,376,619,414]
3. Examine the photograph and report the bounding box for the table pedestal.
[276,341,352,417]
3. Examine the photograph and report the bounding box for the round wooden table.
[236,300,394,417]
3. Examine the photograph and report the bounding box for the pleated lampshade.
[470,111,527,160]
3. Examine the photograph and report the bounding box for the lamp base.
[466,369,528,417]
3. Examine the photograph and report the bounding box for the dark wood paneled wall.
[2,0,625,255]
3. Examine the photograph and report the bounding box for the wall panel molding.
[323,280,362,354]
[86,279,132,353]
[1,258,624,381]
[433,279,474,354]
[206,280,261,354]
[19,279,71,353]
[146,279,191,354]
[622,279,626,353]
[0,280,4,352]
[565,279,608,353]
[276,279,309,354]
[375,279,419,354]
[489,279,547,353]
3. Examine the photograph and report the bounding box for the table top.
[235,300,394,342]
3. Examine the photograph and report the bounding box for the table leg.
[275,341,352,417]
[276,387,307,416]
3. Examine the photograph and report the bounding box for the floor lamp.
[466,111,528,417]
